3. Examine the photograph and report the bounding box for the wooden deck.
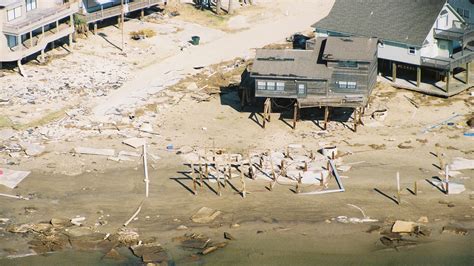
[378,67,473,98]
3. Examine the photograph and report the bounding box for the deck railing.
[84,0,161,23]
[421,52,474,71]
[3,2,78,33]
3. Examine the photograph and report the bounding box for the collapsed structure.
[241,36,378,130]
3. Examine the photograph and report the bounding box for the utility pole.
[121,0,125,51]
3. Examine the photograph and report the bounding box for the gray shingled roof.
[323,37,378,61]
[250,49,332,80]
[312,0,447,46]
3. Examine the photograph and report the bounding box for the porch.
[80,0,162,24]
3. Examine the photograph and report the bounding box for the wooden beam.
[416,66,421,87]
[392,62,397,82]
[354,108,358,132]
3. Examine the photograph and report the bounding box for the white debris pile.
[0,54,130,107]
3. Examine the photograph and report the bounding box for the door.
[297,83,307,98]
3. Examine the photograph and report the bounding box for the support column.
[466,63,470,84]
[68,33,73,49]
[392,62,397,82]
[140,9,145,19]
[29,32,33,48]
[41,26,44,40]
[446,71,450,93]
[354,108,358,132]
[17,35,21,51]
[56,20,59,33]
[17,59,24,76]
[118,17,121,29]
[94,23,98,35]
[324,106,329,130]
[416,66,421,88]
[40,49,45,62]
[292,102,298,130]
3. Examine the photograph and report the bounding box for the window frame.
[257,81,266,91]
[408,46,416,55]
[7,6,22,21]
[26,0,37,11]
[6,34,19,48]
[276,82,285,91]
[266,81,276,91]
[464,10,470,19]
[297,83,306,96]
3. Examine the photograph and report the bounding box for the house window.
[6,35,18,48]
[337,81,348,89]
[257,81,266,91]
[408,47,416,55]
[465,10,470,19]
[297,84,306,95]
[7,6,22,21]
[338,61,358,68]
[347,82,357,89]
[26,0,37,11]
[266,81,276,90]
[276,82,285,91]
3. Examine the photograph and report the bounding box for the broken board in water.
[0,168,31,189]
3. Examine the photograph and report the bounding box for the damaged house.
[241,36,378,131]
[312,0,473,97]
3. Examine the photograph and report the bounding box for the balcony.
[2,2,79,35]
[1,21,74,62]
[81,0,162,24]
[421,49,474,71]
[433,24,474,43]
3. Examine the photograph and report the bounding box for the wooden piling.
[396,172,401,205]
[293,102,298,130]
[217,164,222,196]
[414,181,418,196]
[445,165,449,195]
[143,144,149,198]
[198,157,203,188]
[191,163,197,195]
[324,106,329,130]
[240,162,246,198]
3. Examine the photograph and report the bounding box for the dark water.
[2,233,472,266]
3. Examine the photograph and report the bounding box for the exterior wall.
[254,78,328,99]
[448,0,474,24]
[378,41,421,65]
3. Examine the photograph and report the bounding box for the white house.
[448,0,473,24]
[312,0,473,94]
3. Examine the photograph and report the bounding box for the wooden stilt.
[198,158,203,188]
[466,63,470,84]
[228,158,232,180]
[296,173,302,194]
[94,23,98,35]
[293,102,298,130]
[217,164,222,196]
[396,172,401,205]
[191,163,197,195]
[446,71,451,93]
[223,165,228,188]
[240,162,246,198]
[445,165,449,195]
[414,181,418,196]
[240,88,246,109]
[324,106,329,130]
[354,108,358,132]
[416,66,421,87]
[303,161,308,172]
[309,150,314,160]
[392,62,397,82]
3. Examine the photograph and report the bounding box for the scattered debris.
[74,147,115,157]
[71,217,86,226]
[20,142,45,156]
[417,216,429,223]
[0,168,31,189]
[448,157,474,171]
[442,225,468,236]
[392,221,415,233]
[131,243,169,263]
[123,138,147,149]
[224,232,235,240]
[191,207,221,224]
